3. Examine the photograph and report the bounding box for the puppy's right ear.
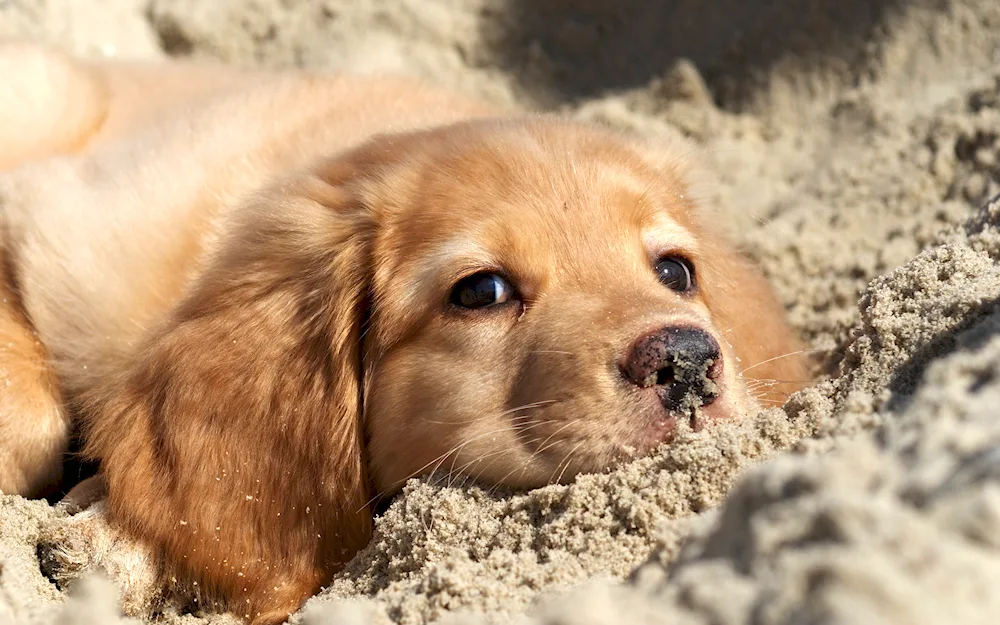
[78,147,401,623]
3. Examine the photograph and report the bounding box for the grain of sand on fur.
[3,1,1000,624]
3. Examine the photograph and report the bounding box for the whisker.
[421,399,560,426]
[630,176,661,217]
[486,434,550,489]
[430,418,562,489]
[746,381,795,391]
[357,424,523,511]
[751,391,794,400]
[439,427,546,488]
[754,391,793,399]
[422,423,530,485]
[532,421,578,457]
[423,413,538,427]
[720,317,757,337]
[485,420,578,494]
[746,377,815,386]
[747,384,791,394]
[741,348,827,374]
[444,447,515,488]
[359,402,566,510]
[550,439,588,485]
[358,397,569,511]
[439,449,499,488]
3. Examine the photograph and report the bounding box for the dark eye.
[450,272,515,309]
[655,256,695,293]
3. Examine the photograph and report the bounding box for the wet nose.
[622,326,722,411]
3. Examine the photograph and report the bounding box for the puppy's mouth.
[642,376,719,448]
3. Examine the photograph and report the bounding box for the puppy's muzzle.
[622,326,722,413]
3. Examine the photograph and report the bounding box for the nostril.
[623,326,723,410]
[654,366,675,386]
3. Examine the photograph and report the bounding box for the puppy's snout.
[622,326,722,412]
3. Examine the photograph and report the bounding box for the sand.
[3,0,1000,623]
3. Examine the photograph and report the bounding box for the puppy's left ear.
[694,223,812,405]
[80,161,384,623]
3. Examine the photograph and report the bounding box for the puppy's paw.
[38,499,166,617]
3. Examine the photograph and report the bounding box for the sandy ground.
[3,0,1000,623]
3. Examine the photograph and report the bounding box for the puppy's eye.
[655,256,695,293]
[450,272,514,309]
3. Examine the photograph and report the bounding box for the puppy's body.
[0,45,809,623]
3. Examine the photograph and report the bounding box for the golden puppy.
[0,44,809,623]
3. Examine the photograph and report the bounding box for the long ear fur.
[80,170,376,624]
[695,223,812,404]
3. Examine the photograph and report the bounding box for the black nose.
[622,326,722,412]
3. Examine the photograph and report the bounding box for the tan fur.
[0,250,67,496]
[0,44,810,623]
[0,43,106,169]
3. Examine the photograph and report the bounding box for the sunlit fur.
[0,44,810,623]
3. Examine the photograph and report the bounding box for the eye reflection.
[450,272,514,309]
[655,256,695,293]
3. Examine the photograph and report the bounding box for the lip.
[638,393,719,452]
[640,413,680,451]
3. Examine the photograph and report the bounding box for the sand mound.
[3,1,1000,624]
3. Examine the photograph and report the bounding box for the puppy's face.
[358,119,808,495]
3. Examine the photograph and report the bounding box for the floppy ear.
[695,225,812,406]
[80,168,377,624]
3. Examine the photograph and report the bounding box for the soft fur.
[0,43,810,623]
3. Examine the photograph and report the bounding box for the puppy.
[0,44,810,623]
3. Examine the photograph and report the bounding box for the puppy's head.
[85,116,808,624]
[356,118,809,494]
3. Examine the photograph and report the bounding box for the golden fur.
[0,43,810,623]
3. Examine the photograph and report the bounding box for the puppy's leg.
[0,43,111,169]
[39,500,166,616]
[59,474,107,513]
[0,257,69,496]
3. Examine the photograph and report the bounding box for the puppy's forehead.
[374,120,700,304]
[391,121,696,242]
